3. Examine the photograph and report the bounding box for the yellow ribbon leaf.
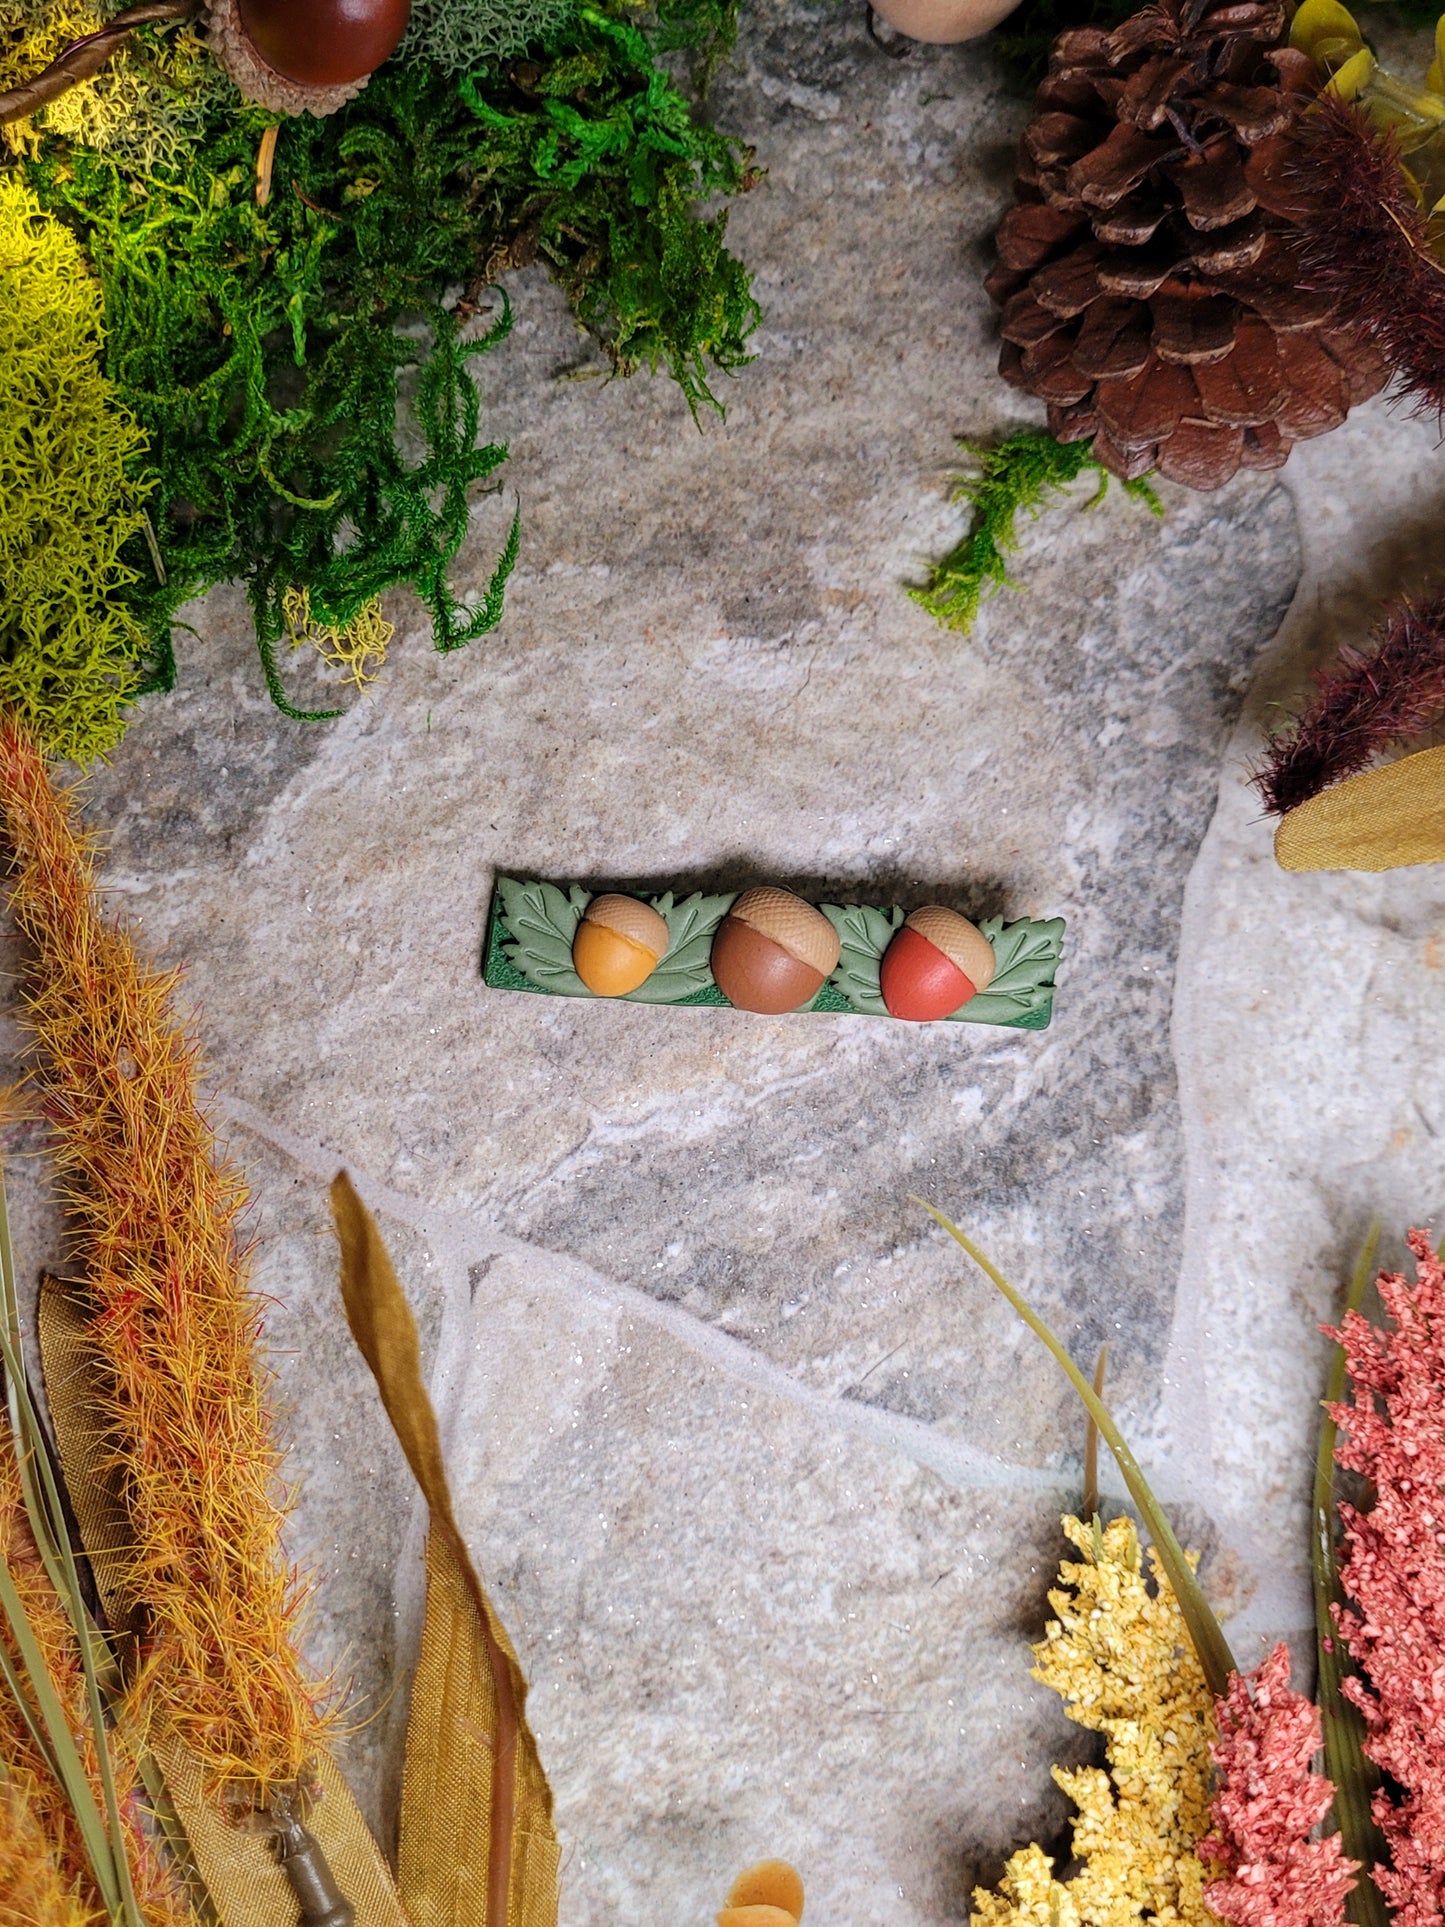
[1274,744,1445,871]
[330,1173,559,1927]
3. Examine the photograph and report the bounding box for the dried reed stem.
[0,712,328,1805]
[0,1419,188,1927]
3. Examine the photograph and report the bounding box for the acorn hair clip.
[483,879,1065,1028]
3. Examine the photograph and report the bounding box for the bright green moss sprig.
[909,430,1162,636]
[0,175,150,763]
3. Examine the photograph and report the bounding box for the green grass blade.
[0,1175,146,1927]
[917,1199,1236,1699]
[1314,1225,1389,1927]
[1083,1343,1107,1524]
[0,1552,123,1916]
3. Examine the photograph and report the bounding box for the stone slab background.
[3,4,1442,1923]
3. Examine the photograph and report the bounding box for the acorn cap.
[904,906,996,991]
[582,893,669,960]
[730,888,840,978]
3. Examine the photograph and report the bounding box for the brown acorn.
[710,888,841,1015]
[990,0,1388,486]
[572,895,669,998]
[206,0,410,115]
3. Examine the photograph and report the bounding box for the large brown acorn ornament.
[710,888,842,1015]
[990,0,1388,487]
[207,0,410,114]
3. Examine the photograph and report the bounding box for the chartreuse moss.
[910,430,1162,636]
[3,0,756,747]
[0,175,150,763]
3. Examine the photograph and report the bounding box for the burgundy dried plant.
[1255,583,1445,816]
[1293,94,1445,419]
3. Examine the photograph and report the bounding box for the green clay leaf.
[820,902,905,1016]
[498,878,591,996]
[624,891,735,1003]
[954,917,1064,1026]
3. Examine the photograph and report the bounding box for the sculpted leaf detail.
[497,877,591,996]
[625,892,736,1003]
[820,903,904,1016]
[954,917,1064,1026]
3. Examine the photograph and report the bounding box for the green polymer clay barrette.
[482,879,1065,1029]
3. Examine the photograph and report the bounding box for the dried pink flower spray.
[1200,1642,1355,1927]
[1327,1229,1445,1927]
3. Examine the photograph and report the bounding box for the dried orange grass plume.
[0,710,328,1805]
[0,1418,189,1927]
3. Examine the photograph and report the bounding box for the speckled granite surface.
[2,3,1442,1922]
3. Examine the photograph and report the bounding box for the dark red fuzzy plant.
[1292,94,1445,418]
[1256,583,1445,815]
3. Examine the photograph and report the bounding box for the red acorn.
[880,907,996,1022]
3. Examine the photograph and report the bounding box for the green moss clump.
[6,0,757,739]
[909,430,1162,635]
[0,175,150,762]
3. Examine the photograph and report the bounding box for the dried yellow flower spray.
[974,1516,1217,1927]
[917,1202,1233,1927]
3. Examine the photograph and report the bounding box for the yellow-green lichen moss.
[0,174,150,761]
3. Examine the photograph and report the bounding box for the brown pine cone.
[988,0,1389,489]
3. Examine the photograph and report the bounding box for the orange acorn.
[880,906,995,1022]
[572,894,669,997]
[718,1859,805,1927]
[710,888,840,1015]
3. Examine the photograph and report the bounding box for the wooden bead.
[867,0,1023,41]
[880,907,995,1022]
[236,0,411,87]
[726,1862,805,1922]
[572,894,669,997]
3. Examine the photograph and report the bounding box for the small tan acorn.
[718,1859,805,1927]
[868,0,1023,41]
[880,906,996,1022]
[710,888,841,1015]
[572,894,670,997]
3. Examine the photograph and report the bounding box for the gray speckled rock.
[14,2,1440,1923]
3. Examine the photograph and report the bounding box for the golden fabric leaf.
[1274,745,1445,871]
[330,1173,560,1927]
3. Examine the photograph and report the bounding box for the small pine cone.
[990,0,1389,489]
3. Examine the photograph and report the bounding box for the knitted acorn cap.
[904,907,997,991]
[582,894,669,960]
[730,888,841,977]
[205,0,378,115]
[989,0,1387,487]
